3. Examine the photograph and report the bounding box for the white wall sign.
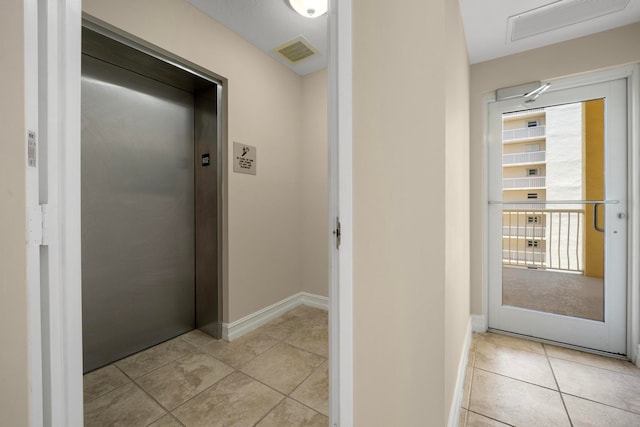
[233,142,257,175]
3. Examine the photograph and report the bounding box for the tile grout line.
[463,335,514,427]
[165,369,238,412]
[250,395,287,427]
[546,353,640,378]
[172,315,328,418]
[466,409,517,427]
[559,390,640,417]
[543,343,574,427]
[84,308,328,425]
[124,335,243,422]
[472,366,560,393]
[99,364,176,427]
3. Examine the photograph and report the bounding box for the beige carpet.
[502,267,604,321]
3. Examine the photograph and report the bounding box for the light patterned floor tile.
[241,342,326,394]
[544,344,640,377]
[83,365,131,403]
[255,398,327,427]
[148,414,184,427]
[115,338,199,379]
[550,357,640,414]
[478,332,545,354]
[173,371,283,427]
[291,361,328,416]
[469,369,570,426]
[83,382,166,427]
[466,411,511,426]
[201,332,279,369]
[475,339,557,389]
[136,352,234,410]
[180,329,219,349]
[563,394,640,427]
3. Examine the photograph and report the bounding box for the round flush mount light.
[289,0,328,18]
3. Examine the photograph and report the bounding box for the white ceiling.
[187,0,640,74]
[187,0,328,75]
[461,0,640,64]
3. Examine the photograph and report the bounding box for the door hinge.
[332,217,341,249]
[28,204,54,246]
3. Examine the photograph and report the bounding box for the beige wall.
[444,0,471,417]
[470,23,640,315]
[0,0,29,425]
[83,0,331,322]
[353,0,469,424]
[301,69,329,297]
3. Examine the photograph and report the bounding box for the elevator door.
[82,55,195,372]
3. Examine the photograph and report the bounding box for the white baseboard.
[472,314,487,333]
[300,292,329,310]
[221,292,328,341]
[448,317,473,427]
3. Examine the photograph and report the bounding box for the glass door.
[488,79,628,354]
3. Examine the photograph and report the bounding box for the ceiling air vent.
[274,36,318,64]
[507,0,630,42]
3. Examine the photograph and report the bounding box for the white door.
[488,79,628,354]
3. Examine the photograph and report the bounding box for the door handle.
[594,203,604,233]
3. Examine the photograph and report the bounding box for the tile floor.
[83,305,328,427]
[460,332,640,427]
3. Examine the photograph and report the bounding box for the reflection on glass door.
[501,100,605,322]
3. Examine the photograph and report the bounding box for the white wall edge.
[329,0,354,425]
[472,315,488,333]
[25,0,44,424]
[447,318,473,427]
[221,292,328,342]
[628,63,640,366]
[482,93,495,329]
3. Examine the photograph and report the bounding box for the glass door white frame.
[487,76,630,354]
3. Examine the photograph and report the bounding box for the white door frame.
[29,0,354,426]
[26,0,84,425]
[488,79,627,353]
[328,0,354,425]
[483,65,640,364]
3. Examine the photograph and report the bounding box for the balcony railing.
[502,151,545,165]
[502,250,546,266]
[502,225,546,238]
[502,209,584,272]
[502,176,546,189]
[503,126,545,141]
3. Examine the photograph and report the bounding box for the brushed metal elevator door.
[81,54,195,372]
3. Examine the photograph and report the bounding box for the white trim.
[300,292,330,310]
[482,92,495,331]
[484,65,640,359]
[447,318,473,427]
[36,1,84,425]
[471,315,488,333]
[329,0,354,425]
[543,65,640,93]
[25,0,43,424]
[221,292,328,342]
[627,64,640,365]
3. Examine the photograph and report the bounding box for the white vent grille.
[274,36,318,64]
[508,0,630,42]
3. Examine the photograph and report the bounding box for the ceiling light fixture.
[289,0,328,18]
